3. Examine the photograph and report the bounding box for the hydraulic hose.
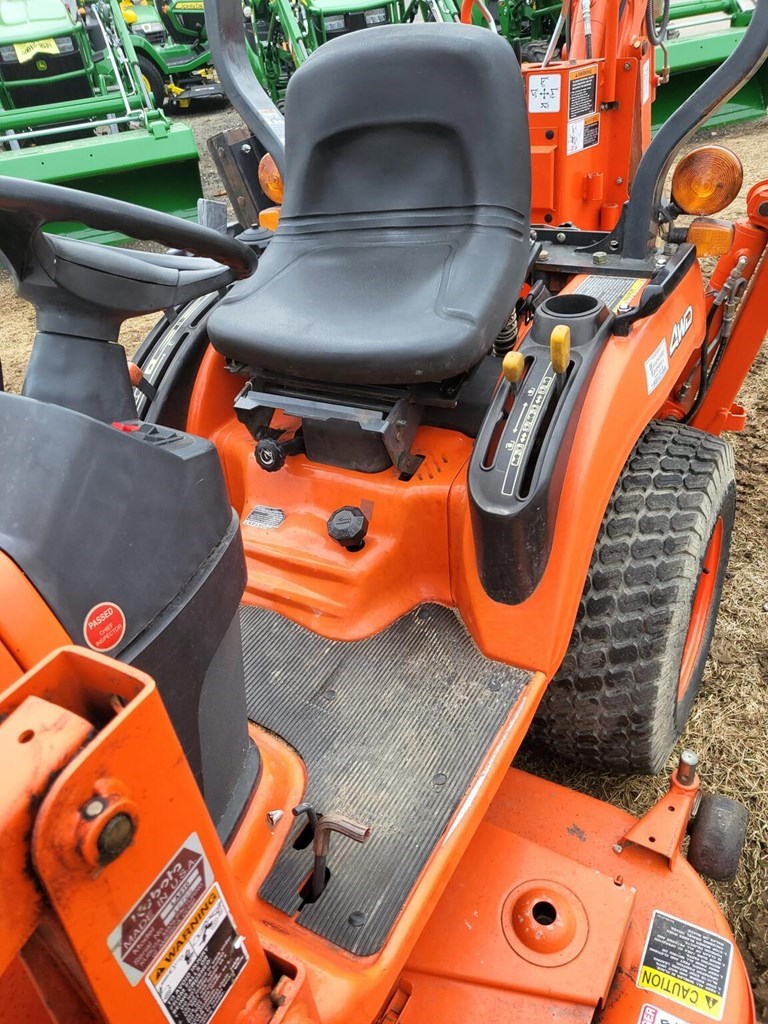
[645,0,671,45]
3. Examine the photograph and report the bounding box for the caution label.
[574,276,646,312]
[147,884,248,1024]
[639,1003,693,1024]
[109,834,212,986]
[637,912,733,1021]
[567,113,600,155]
[568,65,598,119]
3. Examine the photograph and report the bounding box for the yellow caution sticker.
[573,275,646,313]
[14,38,59,62]
[637,912,732,1021]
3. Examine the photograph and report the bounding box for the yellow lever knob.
[550,324,571,376]
[502,350,526,385]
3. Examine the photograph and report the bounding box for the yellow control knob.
[550,324,571,376]
[502,350,526,385]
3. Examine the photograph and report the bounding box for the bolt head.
[82,797,106,820]
[539,249,550,262]
[327,506,369,550]
[97,813,135,866]
[241,143,252,154]
[556,231,566,243]
[267,809,284,827]
[592,251,608,266]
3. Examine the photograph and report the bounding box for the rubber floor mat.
[241,603,531,956]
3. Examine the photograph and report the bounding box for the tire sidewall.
[673,479,736,729]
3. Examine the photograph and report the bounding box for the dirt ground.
[1,108,767,1015]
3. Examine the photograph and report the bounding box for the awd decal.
[668,305,694,356]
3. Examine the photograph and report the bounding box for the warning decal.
[147,884,248,1024]
[639,1004,693,1024]
[567,113,600,155]
[568,65,598,119]
[244,504,285,530]
[109,834,212,986]
[637,911,733,1021]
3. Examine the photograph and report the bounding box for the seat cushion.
[208,219,526,385]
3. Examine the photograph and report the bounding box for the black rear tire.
[688,793,748,881]
[137,54,167,110]
[530,420,735,774]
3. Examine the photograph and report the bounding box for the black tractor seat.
[207,23,532,387]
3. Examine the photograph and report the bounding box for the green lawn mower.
[0,0,202,242]
[119,0,226,107]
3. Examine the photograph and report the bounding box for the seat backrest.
[280,23,530,221]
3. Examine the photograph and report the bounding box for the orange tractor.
[1,0,767,1021]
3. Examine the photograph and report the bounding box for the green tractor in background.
[245,0,440,104]
[0,0,202,240]
[118,0,226,107]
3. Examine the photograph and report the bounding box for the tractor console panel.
[0,394,257,838]
[469,294,612,604]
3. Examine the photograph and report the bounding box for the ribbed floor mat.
[241,603,530,956]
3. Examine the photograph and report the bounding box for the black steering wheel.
[0,176,258,342]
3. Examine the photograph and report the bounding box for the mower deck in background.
[1,0,768,1021]
[0,0,202,242]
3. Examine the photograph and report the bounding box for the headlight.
[55,35,75,52]
[363,7,386,24]
[0,45,18,62]
[135,20,165,32]
[323,14,346,31]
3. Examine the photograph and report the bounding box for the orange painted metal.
[691,194,768,435]
[228,673,550,1024]
[403,769,755,1023]
[678,517,723,702]
[0,647,277,1024]
[0,551,71,673]
[621,766,700,868]
[185,263,713,681]
[0,694,92,975]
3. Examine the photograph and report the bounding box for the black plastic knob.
[255,437,285,472]
[327,505,369,551]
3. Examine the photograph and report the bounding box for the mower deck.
[241,602,531,955]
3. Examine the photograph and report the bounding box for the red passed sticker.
[83,602,126,652]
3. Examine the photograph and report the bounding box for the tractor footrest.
[241,603,531,956]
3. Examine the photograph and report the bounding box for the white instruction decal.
[528,74,561,113]
[567,113,600,155]
[637,911,733,1021]
[638,1004,693,1024]
[644,339,669,394]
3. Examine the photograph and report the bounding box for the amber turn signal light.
[686,218,735,257]
[671,146,743,216]
[258,153,284,205]
[259,206,281,232]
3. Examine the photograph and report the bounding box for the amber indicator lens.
[258,153,284,205]
[671,146,743,216]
